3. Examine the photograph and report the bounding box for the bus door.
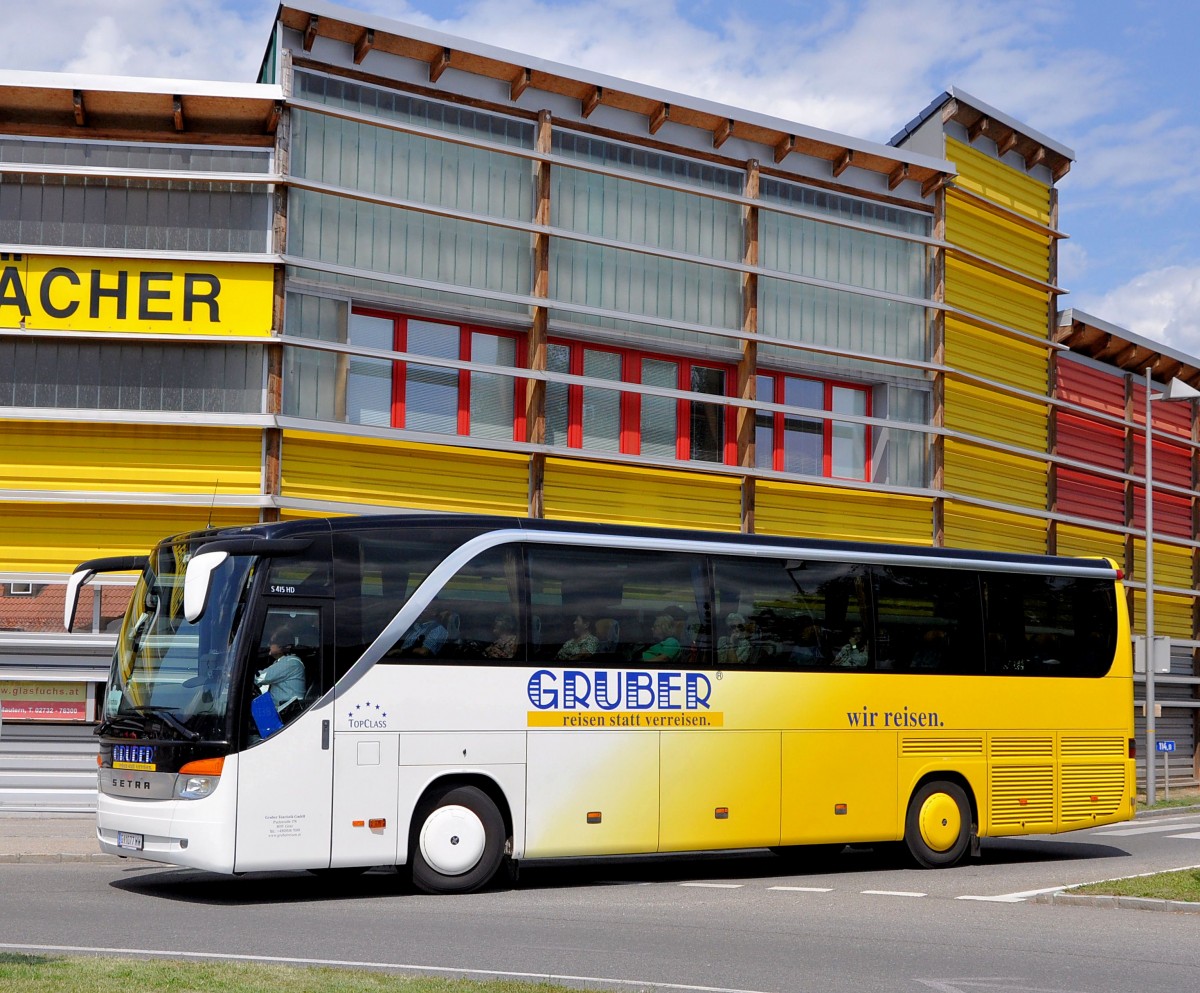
[233,601,335,872]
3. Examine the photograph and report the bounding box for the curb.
[0,852,121,864]
[1032,890,1200,914]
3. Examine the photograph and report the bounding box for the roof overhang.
[1057,309,1200,388]
[0,70,284,141]
[277,1,953,196]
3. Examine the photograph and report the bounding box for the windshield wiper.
[132,705,201,742]
[93,714,144,737]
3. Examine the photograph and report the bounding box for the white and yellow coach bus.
[67,514,1135,892]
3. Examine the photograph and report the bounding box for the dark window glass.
[332,530,467,676]
[712,556,869,669]
[528,544,711,667]
[871,566,984,674]
[983,574,1116,677]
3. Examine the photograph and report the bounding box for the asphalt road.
[3,814,1200,993]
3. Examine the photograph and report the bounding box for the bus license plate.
[117,832,144,851]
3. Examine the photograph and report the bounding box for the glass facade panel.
[405,320,460,435]
[0,137,271,173]
[832,386,868,479]
[0,176,271,253]
[689,366,725,463]
[783,377,824,475]
[0,339,261,412]
[545,343,571,448]
[469,332,515,441]
[641,358,678,460]
[754,374,774,470]
[581,349,621,453]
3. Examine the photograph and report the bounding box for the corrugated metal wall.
[0,503,256,573]
[756,483,932,544]
[280,430,529,515]
[1,421,262,495]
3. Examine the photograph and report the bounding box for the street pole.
[1144,366,1157,806]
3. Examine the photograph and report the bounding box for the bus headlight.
[174,757,224,800]
[175,775,219,799]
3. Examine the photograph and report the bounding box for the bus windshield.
[101,542,256,742]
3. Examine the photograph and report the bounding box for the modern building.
[1,0,1196,790]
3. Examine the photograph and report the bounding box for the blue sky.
[4,1,1198,355]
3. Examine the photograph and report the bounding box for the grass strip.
[1070,867,1200,902]
[0,954,592,993]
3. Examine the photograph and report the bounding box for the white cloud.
[0,1,274,81]
[1084,267,1200,353]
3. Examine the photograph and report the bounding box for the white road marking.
[861,889,926,897]
[0,942,777,993]
[680,881,744,888]
[1167,831,1200,840]
[1092,821,1200,837]
[956,886,1065,903]
[768,885,834,892]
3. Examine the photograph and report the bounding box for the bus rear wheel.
[410,784,506,894]
[905,780,972,868]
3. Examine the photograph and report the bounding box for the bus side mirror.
[63,569,95,631]
[184,551,229,623]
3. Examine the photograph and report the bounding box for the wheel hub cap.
[420,804,486,876]
[918,792,961,852]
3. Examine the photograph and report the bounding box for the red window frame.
[548,338,737,464]
[756,371,872,481]
[351,308,525,440]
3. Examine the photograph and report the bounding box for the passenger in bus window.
[483,613,519,660]
[255,626,307,709]
[556,614,599,661]
[642,611,682,663]
[717,612,751,665]
[790,623,825,665]
[398,606,449,657]
[833,627,869,667]
[910,628,948,670]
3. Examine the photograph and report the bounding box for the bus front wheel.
[904,780,972,868]
[410,784,506,894]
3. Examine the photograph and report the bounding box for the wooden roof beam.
[832,148,853,178]
[172,96,184,132]
[967,115,990,142]
[648,102,669,134]
[1158,358,1185,382]
[511,68,531,102]
[921,174,948,199]
[888,162,909,191]
[353,29,374,65]
[774,134,794,164]
[303,15,319,52]
[72,90,85,127]
[996,127,1018,157]
[940,98,959,123]
[713,118,734,149]
[581,85,602,118]
[266,100,282,134]
[430,47,451,83]
[1024,145,1046,171]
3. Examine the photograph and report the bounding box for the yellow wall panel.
[943,502,1047,554]
[1132,540,1193,591]
[945,257,1049,336]
[946,192,1051,280]
[944,439,1047,509]
[0,503,256,574]
[945,137,1052,224]
[1130,592,1194,640]
[755,482,932,545]
[0,421,262,494]
[945,316,1049,394]
[281,430,529,515]
[1055,524,1124,564]
[544,459,740,531]
[944,379,1048,450]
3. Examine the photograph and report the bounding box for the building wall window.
[285,308,521,439]
[0,339,263,413]
[755,372,871,481]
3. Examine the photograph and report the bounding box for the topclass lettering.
[527,669,712,711]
